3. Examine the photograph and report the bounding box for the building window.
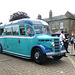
[52,23,55,30]
[60,22,63,29]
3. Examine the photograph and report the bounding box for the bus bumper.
[46,50,66,56]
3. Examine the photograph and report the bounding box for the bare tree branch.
[9,11,30,21]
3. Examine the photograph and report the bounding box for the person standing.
[2,30,6,36]
[59,31,69,57]
[59,31,65,42]
[64,35,70,53]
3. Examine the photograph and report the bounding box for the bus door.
[19,24,35,56]
[19,24,27,55]
[25,25,35,56]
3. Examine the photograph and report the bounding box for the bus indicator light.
[18,39,20,43]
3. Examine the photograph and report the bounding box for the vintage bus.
[0,19,66,64]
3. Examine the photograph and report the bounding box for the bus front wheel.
[33,48,46,64]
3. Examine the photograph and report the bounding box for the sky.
[0,0,75,23]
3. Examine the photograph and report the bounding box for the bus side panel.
[20,38,36,57]
[1,38,21,54]
[5,38,21,53]
[20,36,38,57]
[0,36,37,57]
[1,37,32,57]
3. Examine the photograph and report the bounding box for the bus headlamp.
[52,42,55,46]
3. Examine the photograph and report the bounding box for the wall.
[49,19,70,33]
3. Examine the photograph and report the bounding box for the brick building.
[38,10,75,36]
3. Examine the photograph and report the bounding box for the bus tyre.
[0,43,2,53]
[52,56,62,60]
[33,48,46,64]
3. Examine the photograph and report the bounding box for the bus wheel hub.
[35,52,40,59]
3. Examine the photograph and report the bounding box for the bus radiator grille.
[54,39,60,52]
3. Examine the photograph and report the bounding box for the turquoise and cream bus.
[0,19,66,64]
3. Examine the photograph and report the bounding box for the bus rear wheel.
[33,48,46,64]
[52,56,62,60]
[0,43,2,53]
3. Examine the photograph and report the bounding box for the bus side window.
[12,25,19,35]
[20,25,25,35]
[26,25,34,36]
[0,29,3,35]
[4,27,11,35]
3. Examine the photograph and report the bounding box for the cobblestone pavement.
[0,53,75,75]
[69,56,75,62]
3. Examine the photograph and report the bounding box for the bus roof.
[0,19,49,28]
[18,19,49,26]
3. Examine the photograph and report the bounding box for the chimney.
[37,14,42,20]
[49,10,52,19]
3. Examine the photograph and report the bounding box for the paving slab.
[0,53,75,75]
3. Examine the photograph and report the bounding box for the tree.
[0,22,2,25]
[9,11,30,21]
